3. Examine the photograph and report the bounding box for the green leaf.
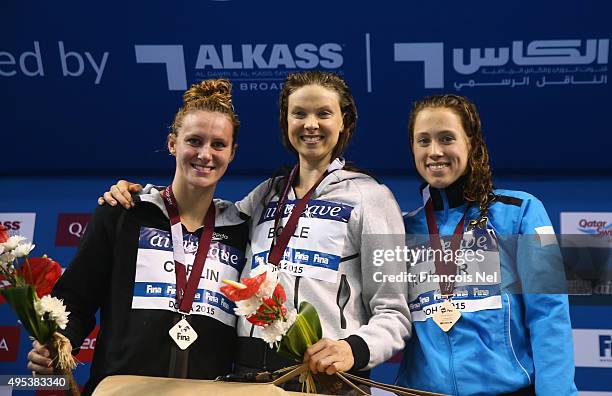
[277,301,322,361]
[0,286,55,344]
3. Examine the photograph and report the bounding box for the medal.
[423,186,467,331]
[169,316,199,350]
[162,185,216,348]
[432,299,462,332]
[267,161,340,266]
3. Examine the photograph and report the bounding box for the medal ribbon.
[423,189,466,297]
[162,185,216,314]
[267,164,329,266]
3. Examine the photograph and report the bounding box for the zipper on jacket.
[294,276,301,309]
[505,293,532,385]
[336,274,351,329]
[446,332,459,396]
[440,189,450,223]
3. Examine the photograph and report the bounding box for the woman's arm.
[98,180,143,209]
[53,205,118,350]
[516,196,577,395]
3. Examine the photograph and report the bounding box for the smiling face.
[412,107,470,189]
[168,110,235,191]
[286,84,344,167]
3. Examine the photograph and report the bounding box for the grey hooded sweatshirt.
[235,159,411,371]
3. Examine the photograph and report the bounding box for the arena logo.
[393,38,609,89]
[134,43,344,91]
[0,326,21,361]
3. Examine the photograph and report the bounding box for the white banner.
[561,212,612,247]
[573,329,612,368]
[0,213,36,241]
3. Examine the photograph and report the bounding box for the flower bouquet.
[0,226,80,396]
[221,265,322,392]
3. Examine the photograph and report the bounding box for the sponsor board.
[55,213,92,247]
[574,329,612,368]
[2,40,344,92]
[75,325,99,362]
[393,38,609,90]
[135,42,344,91]
[561,212,612,245]
[0,41,109,85]
[0,326,21,362]
[0,213,36,242]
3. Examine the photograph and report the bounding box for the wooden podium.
[92,369,445,396]
[92,375,311,396]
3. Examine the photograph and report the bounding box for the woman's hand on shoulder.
[97,180,142,209]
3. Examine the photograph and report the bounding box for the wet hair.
[170,79,240,143]
[408,94,494,215]
[261,71,369,204]
[279,71,357,160]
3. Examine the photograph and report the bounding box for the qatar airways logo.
[135,43,344,91]
[578,219,612,237]
[560,212,612,247]
[55,213,91,247]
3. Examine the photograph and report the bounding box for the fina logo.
[600,335,612,359]
[135,43,343,91]
[394,39,609,89]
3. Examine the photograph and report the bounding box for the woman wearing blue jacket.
[396,94,577,395]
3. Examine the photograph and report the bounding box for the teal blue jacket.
[397,179,577,395]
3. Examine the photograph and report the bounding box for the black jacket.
[54,191,248,395]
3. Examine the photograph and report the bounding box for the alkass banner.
[2,2,611,175]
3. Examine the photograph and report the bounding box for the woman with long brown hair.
[27,79,249,395]
[397,94,576,395]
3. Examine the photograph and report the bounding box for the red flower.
[246,284,287,326]
[220,271,267,302]
[266,283,286,305]
[18,257,62,298]
[0,224,8,243]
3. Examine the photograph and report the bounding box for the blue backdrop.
[1,1,611,395]
[2,1,611,176]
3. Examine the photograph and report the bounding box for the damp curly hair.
[278,71,357,160]
[408,94,494,214]
[171,79,240,143]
